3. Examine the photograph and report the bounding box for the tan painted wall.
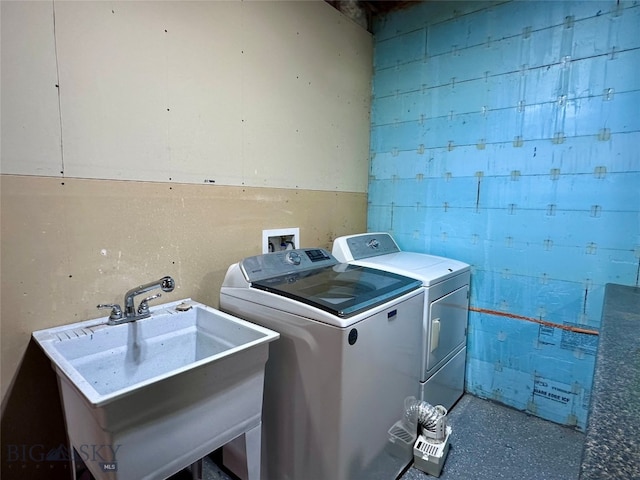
[0,176,366,476]
[1,175,366,393]
[1,2,371,475]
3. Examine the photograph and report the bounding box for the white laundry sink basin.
[33,299,279,480]
[33,299,278,406]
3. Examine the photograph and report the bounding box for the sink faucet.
[98,276,175,325]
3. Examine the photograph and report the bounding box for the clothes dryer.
[220,248,424,480]
[333,233,470,410]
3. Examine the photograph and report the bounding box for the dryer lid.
[353,252,469,286]
[251,263,422,318]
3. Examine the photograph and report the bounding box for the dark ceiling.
[358,1,415,15]
[326,1,416,32]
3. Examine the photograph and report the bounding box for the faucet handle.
[137,293,161,316]
[97,303,123,321]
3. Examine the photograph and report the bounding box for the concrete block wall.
[369,1,640,429]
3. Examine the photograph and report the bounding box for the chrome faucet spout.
[123,276,175,318]
[98,276,175,325]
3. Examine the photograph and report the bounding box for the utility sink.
[33,299,279,480]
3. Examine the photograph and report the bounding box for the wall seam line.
[51,0,65,177]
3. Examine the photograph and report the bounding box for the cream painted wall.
[0,1,372,461]
[2,0,372,190]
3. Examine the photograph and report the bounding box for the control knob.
[367,238,380,249]
[285,251,302,265]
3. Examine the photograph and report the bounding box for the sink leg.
[245,423,262,480]
[70,442,78,480]
[190,458,204,480]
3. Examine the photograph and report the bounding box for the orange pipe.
[469,306,599,336]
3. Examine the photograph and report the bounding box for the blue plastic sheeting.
[373,47,640,121]
[469,270,607,327]
[466,312,597,429]
[369,1,640,430]
[374,29,426,69]
[371,90,640,151]
[369,206,638,283]
[370,170,639,212]
[371,132,640,179]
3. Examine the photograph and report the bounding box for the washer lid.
[251,264,422,318]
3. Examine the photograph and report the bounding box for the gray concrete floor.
[172,394,585,480]
[402,394,585,480]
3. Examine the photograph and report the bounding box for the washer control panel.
[240,248,336,282]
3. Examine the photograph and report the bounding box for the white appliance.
[220,248,425,480]
[332,233,470,410]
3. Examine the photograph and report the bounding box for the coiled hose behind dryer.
[405,398,448,442]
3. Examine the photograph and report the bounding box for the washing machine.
[332,233,470,410]
[220,248,424,480]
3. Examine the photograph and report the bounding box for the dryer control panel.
[240,248,337,282]
[334,233,400,261]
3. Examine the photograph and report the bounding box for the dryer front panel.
[426,285,469,372]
